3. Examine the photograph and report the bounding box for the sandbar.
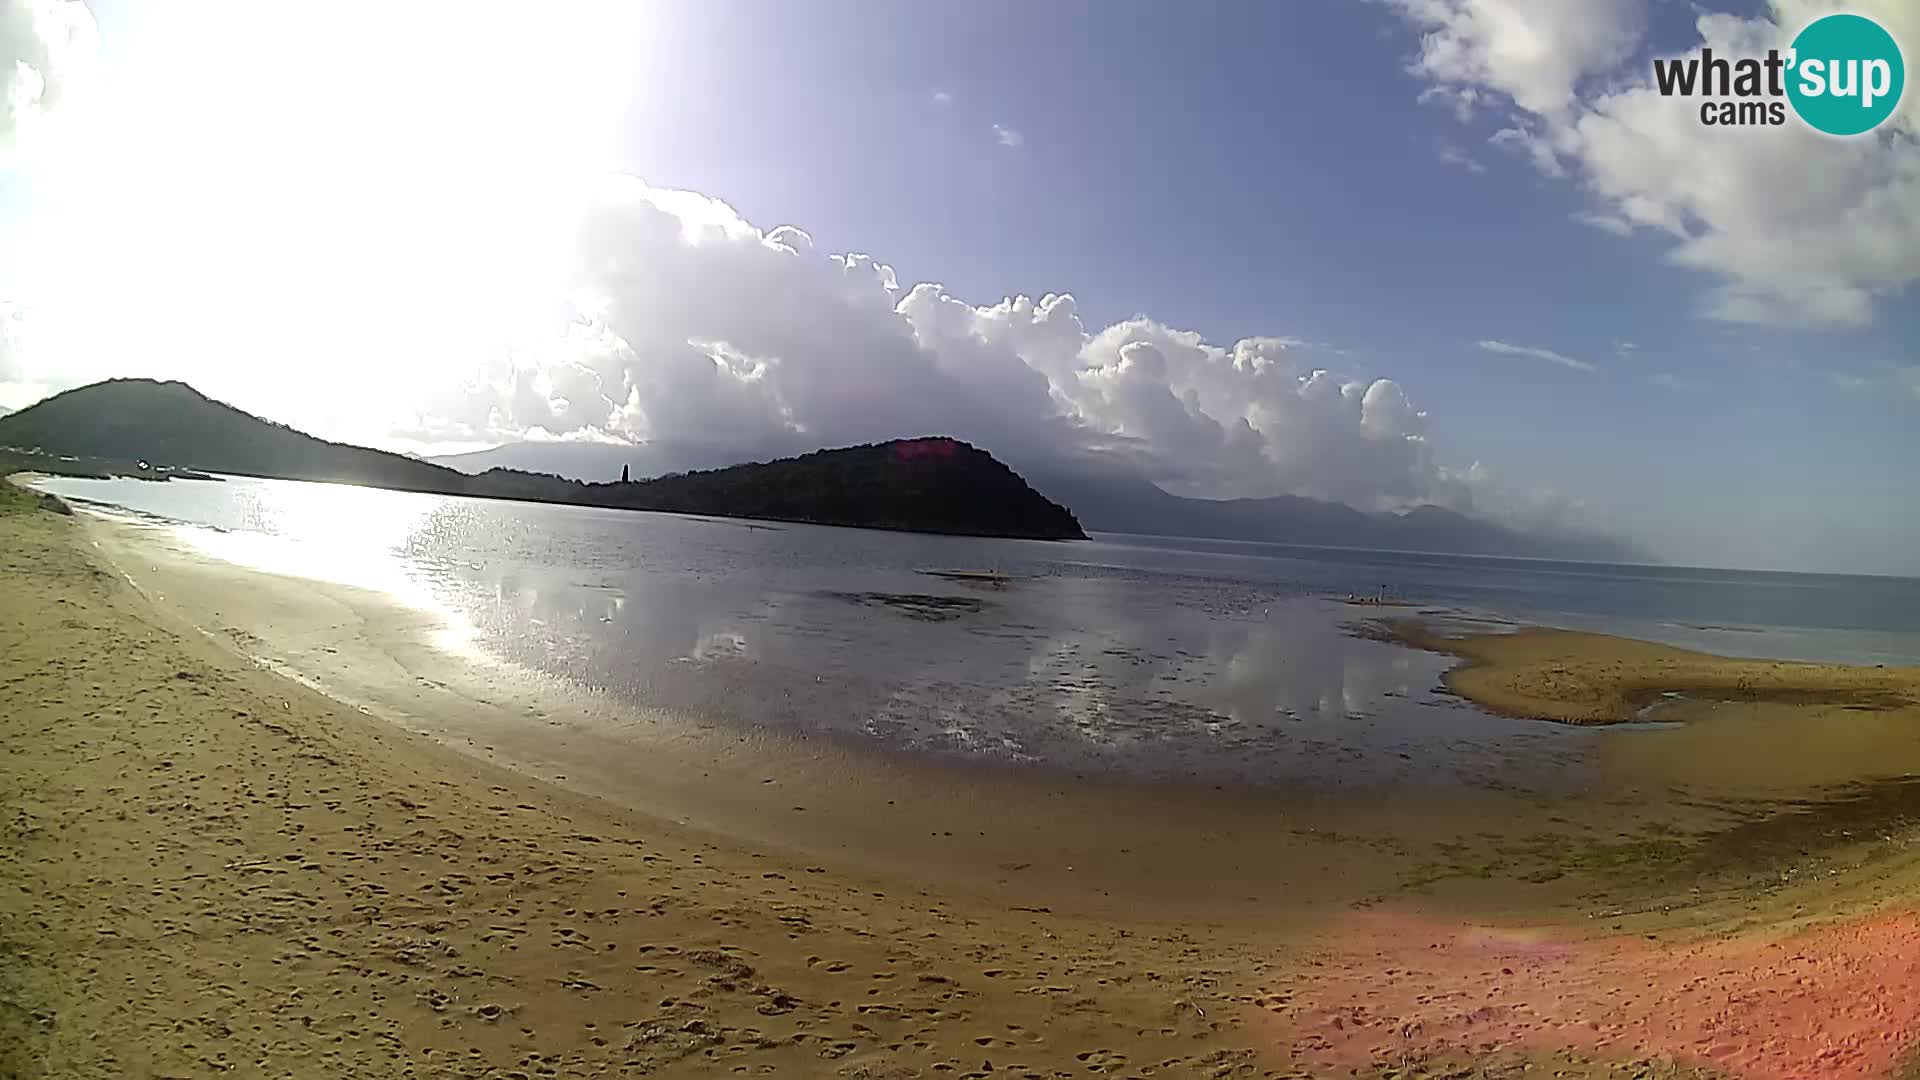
[1371,617,1920,726]
[12,491,1920,1077]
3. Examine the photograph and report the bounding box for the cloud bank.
[0,2,1587,537]
[1390,0,1920,327]
[0,0,94,161]
[414,177,1553,524]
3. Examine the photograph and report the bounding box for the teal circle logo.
[1786,14,1905,136]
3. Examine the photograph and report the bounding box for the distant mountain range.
[0,378,1642,558]
[0,380,1085,540]
[436,440,1645,562]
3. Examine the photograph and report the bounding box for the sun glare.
[13,2,653,443]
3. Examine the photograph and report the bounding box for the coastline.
[1370,616,1920,726]
[77,509,1605,922]
[0,436,1091,542]
[0,492,1269,1077]
[14,501,1920,1075]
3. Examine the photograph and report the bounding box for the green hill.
[588,439,1085,539]
[0,379,1085,540]
[0,379,462,491]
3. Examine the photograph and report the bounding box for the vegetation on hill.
[0,379,1086,540]
[444,440,1646,562]
[0,478,70,517]
[0,379,463,492]
[591,438,1084,539]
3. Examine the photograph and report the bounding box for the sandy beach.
[0,491,1301,1078]
[11,491,1920,1077]
[1377,618,1920,727]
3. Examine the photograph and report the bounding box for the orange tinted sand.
[1283,908,1920,1079]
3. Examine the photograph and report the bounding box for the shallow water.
[36,474,1920,792]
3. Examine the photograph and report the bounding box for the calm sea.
[35,474,1920,789]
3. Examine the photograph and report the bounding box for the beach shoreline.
[51,499,1920,920]
[1366,616,1920,726]
[78,510,1618,923]
[76,505,1807,926]
[2,488,1293,1078]
[13,500,1920,1076]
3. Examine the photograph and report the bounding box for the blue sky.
[611,2,1918,568]
[0,0,1915,572]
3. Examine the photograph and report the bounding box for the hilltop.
[0,379,461,492]
[440,440,1646,563]
[0,380,1086,540]
[592,438,1083,539]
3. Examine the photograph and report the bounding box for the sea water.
[36,473,1920,789]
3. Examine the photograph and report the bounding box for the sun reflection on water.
[160,478,481,658]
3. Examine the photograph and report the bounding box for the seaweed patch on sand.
[918,568,1017,591]
[822,590,989,620]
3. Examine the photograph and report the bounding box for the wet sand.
[1375,617,1920,726]
[75,516,1628,923]
[12,490,1920,1077]
[2,489,1290,1077]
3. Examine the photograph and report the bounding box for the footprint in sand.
[1075,1048,1129,1071]
[1250,990,1294,1013]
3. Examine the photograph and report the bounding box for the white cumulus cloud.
[1391,0,1645,118]
[1388,0,1920,328]
[0,0,93,161]
[415,177,1526,518]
